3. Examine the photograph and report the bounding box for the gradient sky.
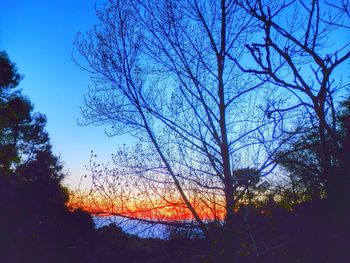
[0,0,130,188]
[0,0,349,189]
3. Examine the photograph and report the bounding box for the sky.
[0,0,127,188]
[0,0,349,189]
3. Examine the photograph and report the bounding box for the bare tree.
[74,0,284,260]
[234,0,350,208]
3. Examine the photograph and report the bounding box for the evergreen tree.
[0,51,96,263]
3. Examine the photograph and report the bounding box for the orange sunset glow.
[67,190,226,222]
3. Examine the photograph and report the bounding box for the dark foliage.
[0,52,96,263]
[277,97,350,211]
[78,200,349,263]
[0,51,21,90]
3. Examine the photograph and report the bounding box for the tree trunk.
[222,203,236,262]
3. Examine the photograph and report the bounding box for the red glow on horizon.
[67,191,226,222]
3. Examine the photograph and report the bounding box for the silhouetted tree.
[235,0,350,209]
[0,51,97,263]
[74,1,285,261]
[0,51,21,90]
[0,52,49,175]
[276,97,350,205]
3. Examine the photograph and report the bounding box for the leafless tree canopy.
[74,0,349,260]
[235,0,350,203]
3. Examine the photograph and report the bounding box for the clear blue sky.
[0,0,127,188]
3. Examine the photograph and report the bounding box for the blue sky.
[0,0,349,188]
[0,0,127,187]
